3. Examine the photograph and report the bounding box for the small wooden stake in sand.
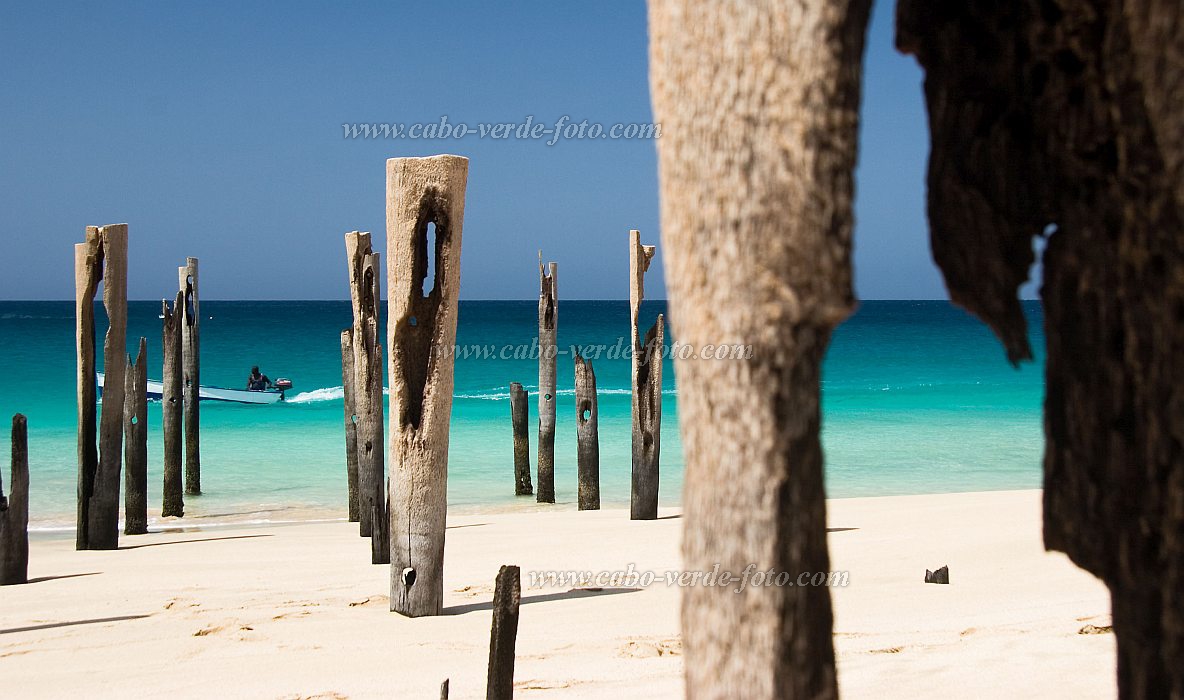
[345,231,385,552]
[537,255,558,504]
[340,329,360,522]
[161,293,184,518]
[509,382,532,495]
[0,414,30,585]
[75,224,127,551]
[123,338,148,535]
[178,257,201,496]
[387,154,468,616]
[486,565,521,700]
[574,353,600,510]
[629,230,663,520]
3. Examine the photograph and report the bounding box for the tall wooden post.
[340,329,360,522]
[0,414,29,585]
[75,224,127,551]
[650,0,869,693]
[161,293,184,518]
[179,257,200,496]
[387,154,468,616]
[345,232,385,554]
[123,338,148,535]
[536,256,557,504]
[509,382,532,495]
[629,230,663,520]
[574,353,600,510]
[485,565,522,700]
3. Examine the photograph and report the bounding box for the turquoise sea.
[0,300,1045,531]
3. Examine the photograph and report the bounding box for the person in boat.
[246,366,272,392]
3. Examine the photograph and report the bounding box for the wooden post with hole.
[575,353,600,510]
[340,329,360,522]
[123,337,148,535]
[510,382,532,495]
[179,257,200,496]
[629,230,663,520]
[486,564,522,700]
[536,255,558,503]
[161,293,184,518]
[345,231,387,563]
[76,224,127,550]
[0,414,29,585]
[387,154,468,616]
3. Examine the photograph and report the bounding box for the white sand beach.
[0,489,1114,698]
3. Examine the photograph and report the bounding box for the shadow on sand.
[0,614,151,635]
[118,534,272,550]
[445,587,642,615]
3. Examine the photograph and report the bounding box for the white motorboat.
[97,373,292,404]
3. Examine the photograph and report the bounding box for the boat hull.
[97,373,284,404]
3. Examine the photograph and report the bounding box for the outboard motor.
[274,378,293,399]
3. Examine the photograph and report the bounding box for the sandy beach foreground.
[2,489,1113,698]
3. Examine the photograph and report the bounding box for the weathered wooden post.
[509,382,532,495]
[486,564,522,700]
[387,154,468,616]
[161,293,184,518]
[0,414,29,585]
[179,257,201,496]
[371,476,390,566]
[650,1,869,694]
[629,230,663,520]
[340,329,360,522]
[75,224,127,551]
[574,353,600,510]
[345,232,385,553]
[536,255,557,504]
[896,2,1184,693]
[123,338,148,535]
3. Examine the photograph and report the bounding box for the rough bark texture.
[649,1,870,696]
[341,329,360,523]
[485,564,521,700]
[345,231,385,547]
[628,230,663,520]
[536,257,558,504]
[161,293,184,518]
[897,2,1184,695]
[574,354,600,511]
[76,224,128,551]
[1,414,29,585]
[387,155,468,616]
[179,257,200,496]
[509,382,532,496]
[123,338,148,535]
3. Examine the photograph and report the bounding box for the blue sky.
[0,1,1026,301]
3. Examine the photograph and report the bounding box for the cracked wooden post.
[629,230,663,520]
[179,257,200,496]
[485,564,522,700]
[123,337,148,535]
[650,0,871,695]
[345,231,385,550]
[75,224,127,551]
[536,255,557,504]
[340,329,360,522]
[1,414,29,585]
[509,382,532,495]
[387,154,467,616]
[161,293,184,518]
[574,353,599,510]
[896,2,1184,693]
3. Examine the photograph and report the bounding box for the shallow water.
[0,299,1045,530]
